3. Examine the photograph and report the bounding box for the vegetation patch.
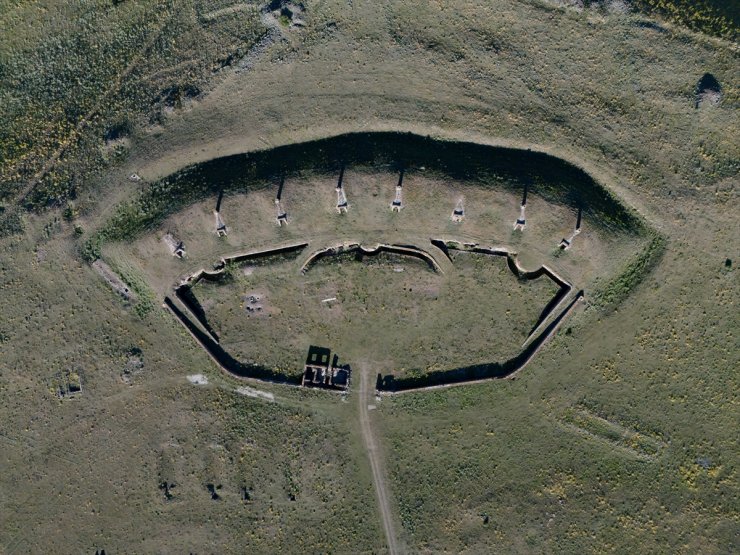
[1,1,267,208]
[591,232,666,311]
[0,206,23,238]
[560,406,666,460]
[102,257,158,318]
[630,0,739,40]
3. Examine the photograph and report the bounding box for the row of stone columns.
[211,172,583,250]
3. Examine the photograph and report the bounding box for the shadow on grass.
[164,296,301,385]
[85,131,645,261]
[377,290,583,392]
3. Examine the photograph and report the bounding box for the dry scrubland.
[0,0,738,553]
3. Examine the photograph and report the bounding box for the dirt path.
[358,363,400,555]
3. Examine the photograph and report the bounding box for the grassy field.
[0,0,266,208]
[377,233,737,552]
[0,0,737,553]
[96,161,646,387]
[630,0,740,40]
[191,247,560,379]
[100,165,643,296]
[0,217,383,553]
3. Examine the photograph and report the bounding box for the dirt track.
[358,363,400,555]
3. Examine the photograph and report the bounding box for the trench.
[164,296,301,385]
[170,238,578,392]
[376,290,584,392]
[173,243,308,347]
[301,243,441,274]
[436,241,573,340]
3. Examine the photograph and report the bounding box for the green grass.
[192,248,559,378]
[631,0,740,40]
[0,0,265,208]
[561,406,665,459]
[592,232,667,311]
[0,218,383,553]
[0,205,23,237]
[103,256,158,318]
